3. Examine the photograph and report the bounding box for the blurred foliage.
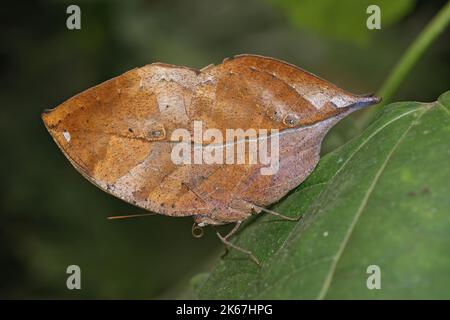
[0,0,449,299]
[270,0,416,45]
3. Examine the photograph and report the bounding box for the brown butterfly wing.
[42,55,378,224]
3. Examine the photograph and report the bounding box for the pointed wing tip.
[351,94,382,109]
[41,108,54,122]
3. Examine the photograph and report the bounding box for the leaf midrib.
[317,105,429,299]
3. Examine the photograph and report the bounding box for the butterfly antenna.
[107,213,156,220]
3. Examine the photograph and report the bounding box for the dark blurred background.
[1,0,449,299]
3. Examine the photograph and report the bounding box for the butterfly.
[42,55,380,264]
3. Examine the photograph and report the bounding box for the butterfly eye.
[283,114,300,127]
[191,223,204,238]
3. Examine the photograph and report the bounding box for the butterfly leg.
[219,220,242,259]
[216,221,260,266]
[251,203,303,222]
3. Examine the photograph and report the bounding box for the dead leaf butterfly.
[42,55,380,264]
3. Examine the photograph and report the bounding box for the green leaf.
[269,0,415,45]
[195,91,450,299]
